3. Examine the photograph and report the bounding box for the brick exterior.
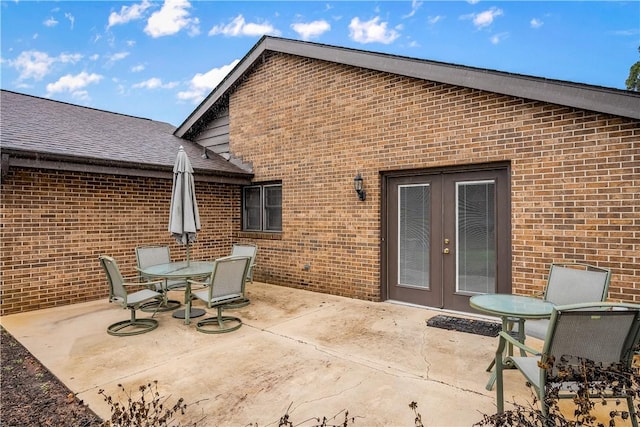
[0,169,239,316]
[2,52,638,315]
[229,52,640,304]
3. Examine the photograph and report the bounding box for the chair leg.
[495,335,507,413]
[628,395,639,427]
[140,282,182,312]
[496,353,504,413]
[140,297,181,312]
[185,297,192,325]
[107,308,158,336]
[196,306,242,334]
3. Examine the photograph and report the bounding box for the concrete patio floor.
[1,282,543,426]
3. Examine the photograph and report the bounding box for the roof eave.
[266,37,640,120]
[176,37,640,138]
[175,36,271,138]
[0,148,253,185]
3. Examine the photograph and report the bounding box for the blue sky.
[1,1,638,127]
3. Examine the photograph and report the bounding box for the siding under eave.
[194,106,231,155]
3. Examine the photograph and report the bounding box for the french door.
[383,166,511,312]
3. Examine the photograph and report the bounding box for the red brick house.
[0,91,252,315]
[2,36,639,315]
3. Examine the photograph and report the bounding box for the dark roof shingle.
[1,90,251,180]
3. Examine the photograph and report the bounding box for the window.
[242,183,282,232]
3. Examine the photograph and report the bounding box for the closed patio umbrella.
[169,146,201,265]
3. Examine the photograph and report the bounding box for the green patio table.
[469,294,554,390]
[139,261,214,325]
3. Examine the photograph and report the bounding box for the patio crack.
[420,327,433,380]
[417,328,488,397]
[244,324,487,399]
[284,377,368,423]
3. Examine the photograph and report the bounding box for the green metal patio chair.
[187,255,250,334]
[223,243,257,308]
[135,245,183,312]
[99,255,164,336]
[496,302,640,425]
[231,243,258,283]
[522,263,611,340]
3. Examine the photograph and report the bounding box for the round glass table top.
[470,294,554,319]
[140,261,214,279]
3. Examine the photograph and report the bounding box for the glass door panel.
[398,184,431,289]
[456,181,496,294]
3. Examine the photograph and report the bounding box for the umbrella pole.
[186,243,190,266]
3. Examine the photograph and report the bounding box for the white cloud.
[131,64,145,72]
[291,20,330,40]
[13,51,56,80]
[612,29,639,36]
[349,17,400,44]
[530,18,543,29]
[209,15,280,37]
[8,50,82,81]
[134,77,162,89]
[144,0,200,38]
[403,0,423,19]
[44,17,58,27]
[107,52,130,63]
[467,0,480,4]
[115,81,127,95]
[58,53,82,64]
[69,90,91,101]
[490,32,509,44]
[46,71,103,97]
[177,59,240,104]
[428,15,444,25]
[65,13,75,29]
[133,77,179,89]
[472,7,503,29]
[461,7,503,29]
[108,0,152,28]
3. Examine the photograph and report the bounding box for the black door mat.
[426,315,501,337]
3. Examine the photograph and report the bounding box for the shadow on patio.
[1,282,539,426]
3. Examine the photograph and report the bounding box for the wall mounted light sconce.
[354,172,366,201]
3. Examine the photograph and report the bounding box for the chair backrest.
[207,256,250,301]
[99,255,127,303]
[231,244,257,261]
[136,246,171,271]
[231,244,257,280]
[543,303,640,377]
[544,263,611,306]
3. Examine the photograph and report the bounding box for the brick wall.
[2,53,637,315]
[0,169,239,315]
[230,52,640,303]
